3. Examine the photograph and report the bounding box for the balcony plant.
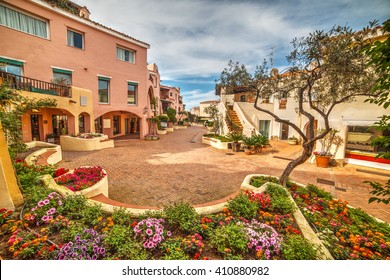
[226,132,243,152]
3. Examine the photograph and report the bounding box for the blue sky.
[75,0,389,109]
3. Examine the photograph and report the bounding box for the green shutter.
[0,57,24,66]
[98,76,110,81]
[53,68,72,75]
[127,82,138,86]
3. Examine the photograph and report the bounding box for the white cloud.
[75,0,389,107]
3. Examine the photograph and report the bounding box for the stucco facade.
[1,0,151,139]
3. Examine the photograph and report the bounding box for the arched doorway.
[95,110,142,139]
[78,112,91,133]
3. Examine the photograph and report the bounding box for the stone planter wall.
[25,141,62,165]
[202,136,231,150]
[60,135,114,151]
[157,129,167,135]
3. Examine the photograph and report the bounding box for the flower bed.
[52,166,108,198]
[287,182,390,260]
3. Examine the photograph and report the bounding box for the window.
[0,4,48,38]
[53,68,72,85]
[98,77,110,104]
[259,120,271,138]
[127,82,137,105]
[116,47,135,63]
[0,57,23,76]
[67,29,84,49]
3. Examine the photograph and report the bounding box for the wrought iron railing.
[0,70,72,98]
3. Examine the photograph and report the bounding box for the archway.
[95,110,142,139]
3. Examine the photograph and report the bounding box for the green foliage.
[164,202,200,233]
[80,204,103,226]
[14,162,56,190]
[306,184,333,200]
[266,183,296,214]
[161,237,190,260]
[226,193,259,220]
[226,132,243,142]
[366,179,390,205]
[104,225,131,252]
[114,239,149,260]
[348,207,390,236]
[252,134,270,147]
[203,134,230,142]
[57,195,88,220]
[364,19,390,108]
[281,235,318,260]
[211,222,248,257]
[60,221,85,242]
[111,208,132,226]
[251,176,279,188]
[241,136,257,148]
[165,108,177,123]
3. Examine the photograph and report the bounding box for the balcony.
[0,70,72,98]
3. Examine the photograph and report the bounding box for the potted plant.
[288,135,298,145]
[313,129,343,168]
[156,115,169,135]
[46,133,56,143]
[226,132,243,152]
[252,134,270,153]
[242,136,256,155]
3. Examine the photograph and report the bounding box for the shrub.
[281,235,318,260]
[251,176,279,188]
[306,184,333,200]
[161,237,190,260]
[104,225,132,253]
[114,241,149,260]
[266,184,296,214]
[111,208,132,226]
[57,195,87,220]
[80,204,103,226]
[227,193,258,220]
[60,221,86,242]
[211,222,248,257]
[164,203,200,233]
[14,162,56,189]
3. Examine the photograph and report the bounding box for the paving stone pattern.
[59,126,390,223]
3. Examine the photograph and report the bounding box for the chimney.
[79,6,90,19]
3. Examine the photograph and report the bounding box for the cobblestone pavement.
[59,126,390,223]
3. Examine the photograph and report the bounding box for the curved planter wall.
[25,141,62,165]
[42,167,108,198]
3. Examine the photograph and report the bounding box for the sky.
[74,0,389,109]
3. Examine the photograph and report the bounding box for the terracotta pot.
[315,155,331,168]
[232,142,241,152]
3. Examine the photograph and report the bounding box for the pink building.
[0,0,152,140]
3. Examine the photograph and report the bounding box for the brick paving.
[59,126,390,223]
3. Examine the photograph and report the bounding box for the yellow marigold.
[256,250,263,259]
[9,247,14,252]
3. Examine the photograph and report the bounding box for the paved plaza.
[59,126,390,223]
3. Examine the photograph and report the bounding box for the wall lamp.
[143,106,148,115]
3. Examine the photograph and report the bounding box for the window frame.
[67,28,84,49]
[0,3,49,39]
[116,46,135,64]
[52,68,72,85]
[98,76,110,104]
[127,82,138,105]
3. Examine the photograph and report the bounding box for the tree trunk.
[279,145,313,186]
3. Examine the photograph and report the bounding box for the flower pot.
[144,135,152,141]
[244,148,253,155]
[315,155,331,168]
[288,139,297,145]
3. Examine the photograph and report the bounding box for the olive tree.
[219,24,380,185]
